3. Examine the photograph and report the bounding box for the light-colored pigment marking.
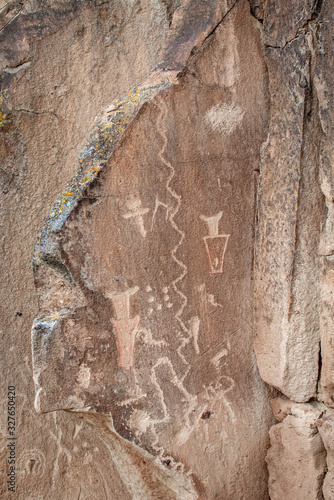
[207,293,223,308]
[200,211,230,274]
[106,287,140,369]
[156,97,193,375]
[190,316,200,354]
[150,199,172,230]
[123,198,149,238]
[211,348,229,369]
[205,103,244,134]
[76,364,91,389]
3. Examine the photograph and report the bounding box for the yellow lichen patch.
[0,110,6,127]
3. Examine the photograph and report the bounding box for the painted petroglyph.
[200,211,230,274]
[205,103,244,134]
[105,286,140,369]
[123,197,149,238]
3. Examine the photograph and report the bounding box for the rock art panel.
[0,1,180,499]
[31,1,273,498]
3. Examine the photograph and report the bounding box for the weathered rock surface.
[30,0,274,498]
[314,0,334,409]
[254,0,323,401]
[1,0,334,498]
[267,398,326,500]
[317,410,334,500]
[0,1,180,498]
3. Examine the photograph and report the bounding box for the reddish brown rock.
[314,0,334,409]
[0,1,180,499]
[254,7,323,402]
[31,1,274,498]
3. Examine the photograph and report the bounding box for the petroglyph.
[150,198,172,230]
[156,96,198,378]
[105,287,140,369]
[200,211,230,274]
[129,409,152,437]
[205,103,244,134]
[123,197,149,238]
[200,212,223,237]
[76,364,91,389]
[150,357,198,451]
[190,316,200,354]
[49,413,72,488]
[157,97,188,335]
[211,347,229,369]
[138,326,167,347]
[202,378,236,423]
[207,293,223,308]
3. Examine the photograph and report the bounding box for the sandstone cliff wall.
[0,0,333,499]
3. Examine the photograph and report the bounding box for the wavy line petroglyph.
[156,97,199,374]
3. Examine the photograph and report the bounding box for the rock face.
[1,0,334,498]
[317,410,334,500]
[267,398,326,500]
[253,0,324,402]
[31,1,273,498]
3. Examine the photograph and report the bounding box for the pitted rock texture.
[254,0,324,402]
[267,398,326,500]
[2,0,334,498]
[317,410,334,500]
[31,0,274,498]
[0,1,180,499]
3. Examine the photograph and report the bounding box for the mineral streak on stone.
[267,398,326,500]
[31,0,274,498]
[254,0,324,402]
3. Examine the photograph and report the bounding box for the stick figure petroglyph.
[123,198,149,238]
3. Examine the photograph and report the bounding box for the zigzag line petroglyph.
[156,97,196,373]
